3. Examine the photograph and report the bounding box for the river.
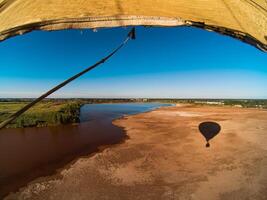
[0,103,171,197]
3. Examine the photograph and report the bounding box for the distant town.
[1,98,267,109]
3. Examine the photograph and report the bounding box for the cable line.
[0,28,136,130]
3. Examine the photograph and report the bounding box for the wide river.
[0,103,171,197]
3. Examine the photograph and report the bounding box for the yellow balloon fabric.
[0,0,266,51]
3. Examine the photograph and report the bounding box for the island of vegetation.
[0,100,81,128]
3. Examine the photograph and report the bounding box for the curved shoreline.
[5,104,267,199]
[1,103,170,198]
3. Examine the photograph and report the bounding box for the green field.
[0,101,81,128]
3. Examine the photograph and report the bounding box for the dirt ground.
[5,104,267,200]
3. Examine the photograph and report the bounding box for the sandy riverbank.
[5,104,267,200]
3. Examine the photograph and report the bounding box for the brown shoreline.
[5,133,130,199]
[5,104,267,199]
[0,120,127,198]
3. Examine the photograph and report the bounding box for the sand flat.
[6,104,267,200]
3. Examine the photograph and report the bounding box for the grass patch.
[0,100,81,128]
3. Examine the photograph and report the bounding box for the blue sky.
[0,27,266,99]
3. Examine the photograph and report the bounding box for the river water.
[0,103,171,197]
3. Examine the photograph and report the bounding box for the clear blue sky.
[0,27,266,99]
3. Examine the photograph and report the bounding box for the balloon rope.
[0,28,136,130]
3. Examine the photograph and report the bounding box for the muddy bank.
[5,104,267,199]
[0,121,126,198]
[0,103,169,198]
